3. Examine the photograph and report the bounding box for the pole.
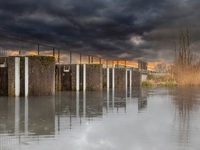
[38,44,40,55]
[58,48,60,63]
[69,52,72,64]
[80,54,82,64]
[53,48,55,57]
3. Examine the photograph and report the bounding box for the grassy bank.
[142,73,177,87]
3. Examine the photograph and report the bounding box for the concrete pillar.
[76,64,80,91]
[15,57,20,97]
[25,57,29,97]
[125,69,128,90]
[129,70,132,97]
[83,64,86,91]
[107,68,110,90]
[129,70,132,87]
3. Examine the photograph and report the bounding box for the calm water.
[1,87,200,150]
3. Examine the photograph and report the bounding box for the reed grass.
[171,65,200,86]
[170,27,200,86]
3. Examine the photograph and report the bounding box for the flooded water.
[1,87,200,150]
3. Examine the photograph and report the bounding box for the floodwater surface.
[0,87,200,150]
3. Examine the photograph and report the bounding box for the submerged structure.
[0,55,148,97]
[0,56,55,96]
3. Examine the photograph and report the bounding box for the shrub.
[142,80,155,87]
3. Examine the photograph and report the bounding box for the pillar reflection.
[138,88,147,112]
[0,96,55,137]
[55,91,103,129]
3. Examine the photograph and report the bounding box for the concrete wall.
[55,64,77,91]
[102,68,107,89]
[102,68,112,89]
[56,64,103,91]
[71,65,78,91]
[28,56,55,96]
[56,66,143,91]
[103,68,142,89]
[7,57,15,96]
[0,57,8,96]
[55,64,73,91]
[86,64,103,91]
[115,68,126,89]
[7,56,55,96]
[132,70,141,86]
[141,73,148,82]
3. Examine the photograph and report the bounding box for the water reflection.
[138,88,147,112]
[0,96,55,136]
[104,89,127,113]
[0,88,146,138]
[171,87,200,146]
[55,91,104,131]
[1,87,200,149]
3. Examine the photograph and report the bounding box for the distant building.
[138,60,148,70]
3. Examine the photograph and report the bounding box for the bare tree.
[174,27,193,67]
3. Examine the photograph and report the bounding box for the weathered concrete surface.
[141,73,148,82]
[86,64,103,91]
[56,65,70,91]
[71,65,78,91]
[102,68,112,89]
[20,57,25,96]
[103,68,133,89]
[7,57,15,96]
[115,68,126,89]
[56,64,103,91]
[0,57,8,96]
[55,64,76,91]
[28,56,55,96]
[102,68,107,89]
[132,70,141,86]
[7,56,55,96]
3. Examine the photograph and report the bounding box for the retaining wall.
[86,64,102,91]
[0,57,8,96]
[115,68,126,89]
[7,56,55,96]
[132,70,141,86]
[56,64,103,91]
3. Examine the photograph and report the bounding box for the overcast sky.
[0,0,200,63]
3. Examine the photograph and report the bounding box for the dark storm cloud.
[0,0,200,62]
